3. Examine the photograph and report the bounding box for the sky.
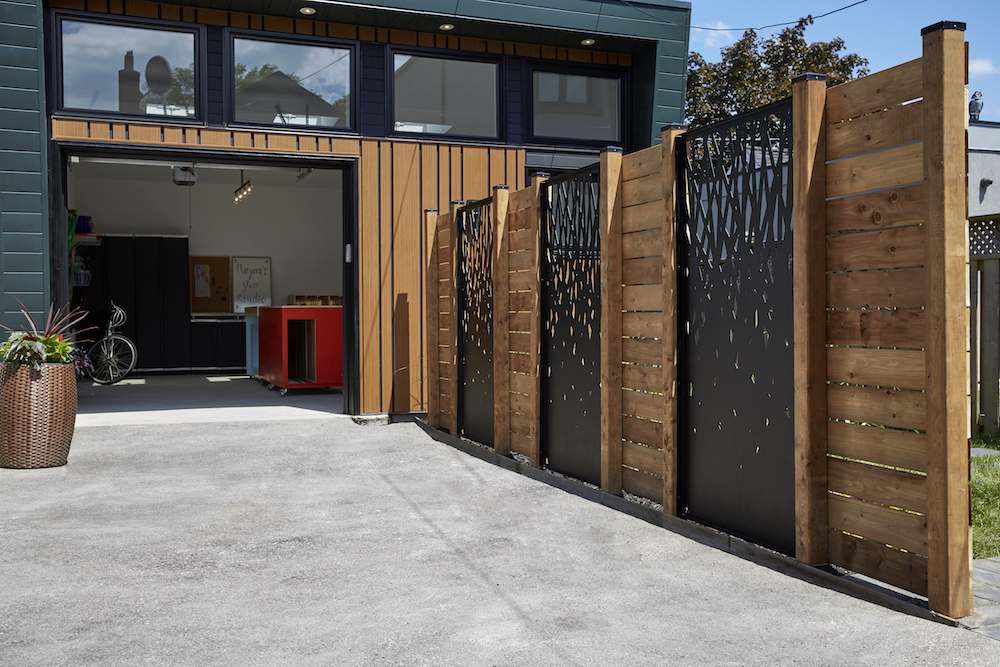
[688,0,1000,121]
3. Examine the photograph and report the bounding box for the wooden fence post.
[447,201,463,437]
[425,208,440,428]
[601,147,624,493]
[791,72,829,566]
[493,185,511,455]
[922,21,972,618]
[528,175,547,468]
[660,125,684,515]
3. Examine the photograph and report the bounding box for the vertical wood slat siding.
[360,141,525,414]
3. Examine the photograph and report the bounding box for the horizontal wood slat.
[510,189,537,212]
[509,269,533,292]
[510,431,531,456]
[827,185,925,235]
[510,391,531,415]
[826,308,925,348]
[509,372,532,395]
[825,57,923,123]
[623,200,664,233]
[826,225,925,272]
[509,332,531,353]
[509,228,534,252]
[510,411,530,434]
[827,421,927,473]
[623,229,663,259]
[510,292,532,312]
[509,251,533,272]
[622,145,662,182]
[623,363,661,393]
[828,529,928,596]
[827,347,926,390]
[623,311,662,338]
[828,493,927,556]
[623,257,663,285]
[622,172,662,207]
[623,389,664,421]
[623,414,662,446]
[509,312,531,330]
[622,466,663,504]
[622,338,662,366]
[827,457,928,515]
[623,440,663,475]
[827,384,926,431]
[826,101,924,161]
[623,284,662,312]
[827,143,923,199]
[510,352,532,374]
[827,267,925,308]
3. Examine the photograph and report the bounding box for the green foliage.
[972,433,1000,451]
[0,302,89,370]
[972,455,1000,558]
[141,63,196,112]
[685,16,868,128]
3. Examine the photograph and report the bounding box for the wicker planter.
[0,362,78,469]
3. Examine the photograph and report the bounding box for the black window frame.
[526,60,629,149]
[388,46,505,142]
[51,11,207,124]
[226,29,359,133]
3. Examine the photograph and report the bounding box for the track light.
[234,170,253,203]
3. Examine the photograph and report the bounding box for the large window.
[393,54,497,138]
[233,37,351,128]
[532,70,621,143]
[60,18,198,118]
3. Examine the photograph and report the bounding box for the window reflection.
[61,20,196,117]
[393,55,497,137]
[234,39,350,127]
[533,71,620,142]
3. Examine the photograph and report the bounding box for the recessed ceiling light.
[439,23,455,31]
[581,38,596,46]
[299,6,316,15]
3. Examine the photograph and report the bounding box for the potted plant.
[0,302,88,469]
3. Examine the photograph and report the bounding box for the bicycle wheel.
[86,334,137,385]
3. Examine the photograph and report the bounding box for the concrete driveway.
[2,415,998,666]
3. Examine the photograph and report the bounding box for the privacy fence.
[425,23,972,618]
[971,217,1000,434]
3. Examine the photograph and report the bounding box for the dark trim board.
[415,418,960,627]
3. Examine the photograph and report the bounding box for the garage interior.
[65,157,348,414]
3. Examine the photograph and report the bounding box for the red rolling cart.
[258,306,343,395]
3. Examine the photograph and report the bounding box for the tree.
[685,17,868,128]
[234,63,298,92]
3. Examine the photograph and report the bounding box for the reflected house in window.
[393,54,497,137]
[236,71,343,126]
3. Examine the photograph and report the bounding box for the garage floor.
[76,374,347,427]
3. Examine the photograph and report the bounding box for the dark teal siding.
[0,0,48,322]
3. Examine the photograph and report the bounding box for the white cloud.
[970,57,999,79]
[693,21,738,51]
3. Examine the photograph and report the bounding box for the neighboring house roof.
[235,71,342,125]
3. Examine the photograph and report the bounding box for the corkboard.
[190,255,231,313]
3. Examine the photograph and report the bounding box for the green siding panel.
[2,252,43,273]
[1,211,42,232]
[0,0,46,325]
[2,231,43,252]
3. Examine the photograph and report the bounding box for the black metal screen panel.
[542,164,602,484]
[458,198,494,446]
[971,218,1000,258]
[680,101,795,554]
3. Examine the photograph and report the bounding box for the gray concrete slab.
[2,419,999,665]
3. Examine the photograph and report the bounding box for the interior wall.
[68,163,343,304]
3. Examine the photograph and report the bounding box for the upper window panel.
[393,55,497,138]
[61,20,197,118]
[533,71,620,142]
[233,38,351,128]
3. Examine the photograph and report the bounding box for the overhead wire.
[614,0,869,32]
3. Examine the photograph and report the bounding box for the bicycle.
[86,301,137,385]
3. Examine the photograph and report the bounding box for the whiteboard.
[231,257,272,313]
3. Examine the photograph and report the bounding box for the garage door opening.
[62,154,357,417]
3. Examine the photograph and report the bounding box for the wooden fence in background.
[426,23,972,619]
[970,218,1000,434]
